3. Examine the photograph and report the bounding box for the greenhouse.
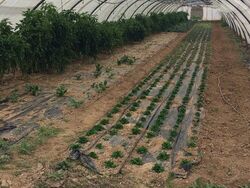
[0,0,249,187]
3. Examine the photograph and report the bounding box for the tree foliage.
[0,3,189,78]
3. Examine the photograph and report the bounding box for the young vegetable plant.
[94,64,103,78]
[136,146,148,154]
[25,83,41,96]
[104,160,117,168]
[117,55,135,65]
[152,163,164,173]
[56,85,67,97]
[96,143,103,149]
[111,151,123,158]
[68,98,83,108]
[130,157,143,165]
[88,152,98,159]
[9,89,19,103]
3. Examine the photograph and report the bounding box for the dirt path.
[0,32,187,187]
[174,23,250,188]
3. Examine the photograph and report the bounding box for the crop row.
[0,3,189,78]
[68,24,209,174]
[69,26,203,156]
[150,24,211,173]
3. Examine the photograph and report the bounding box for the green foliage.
[69,143,81,151]
[132,127,141,135]
[0,139,9,152]
[130,157,143,165]
[104,160,117,168]
[157,151,169,161]
[162,141,172,150]
[117,55,135,65]
[95,143,103,149]
[111,151,123,158]
[18,126,60,155]
[25,83,41,96]
[190,178,225,188]
[136,146,148,154]
[9,89,19,103]
[152,163,164,173]
[55,160,70,170]
[0,6,188,78]
[68,98,83,108]
[88,152,98,159]
[94,64,103,78]
[91,80,108,93]
[78,136,88,144]
[56,85,67,97]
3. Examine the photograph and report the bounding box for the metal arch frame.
[130,0,152,18]
[216,1,244,37]
[77,0,94,13]
[218,0,250,41]
[224,0,250,23]
[118,0,142,20]
[163,4,180,13]
[140,0,159,15]
[158,4,176,13]
[70,0,84,10]
[215,0,249,42]
[106,0,127,21]
[90,0,108,15]
[146,1,165,16]
[32,0,46,10]
[154,2,172,13]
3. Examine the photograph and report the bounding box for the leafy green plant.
[68,98,83,108]
[162,141,172,150]
[132,127,141,135]
[104,160,117,168]
[152,163,164,173]
[136,146,148,154]
[94,63,103,78]
[109,129,118,136]
[55,160,70,170]
[111,151,123,158]
[9,89,19,103]
[157,151,169,161]
[78,136,88,144]
[25,83,41,96]
[96,143,103,149]
[130,157,143,165]
[91,80,108,93]
[117,55,135,65]
[88,152,98,159]
[69,143,81,151]
[56,85,67,97]
[190,178,225,188]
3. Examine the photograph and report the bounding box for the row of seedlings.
[92,25,206,174]
[70,26,201,173]
[122,24,209,175]
[144,24,211,173]
[82,33,199,174]
[68,31,193,157]
[171,25,212,173]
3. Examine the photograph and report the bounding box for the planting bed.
[70,23,212,180]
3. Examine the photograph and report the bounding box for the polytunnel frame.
[214,0,250,44]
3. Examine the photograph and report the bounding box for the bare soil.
[0,32,186,187]
[174,23,250,188]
